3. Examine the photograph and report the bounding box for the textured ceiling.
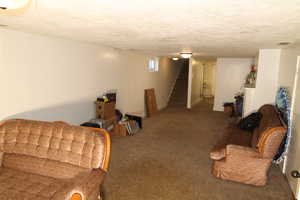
[1,0,300,57]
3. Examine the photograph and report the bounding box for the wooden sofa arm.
[52,169,105,200]
[70,193,82,200]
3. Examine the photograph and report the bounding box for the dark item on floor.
[223,102,234,117]
[125,113,143,129]
[234,94,244,117]
[113,123,128,136]
[80,122,101,128]
[210,104,287,186]
[89,118,116,131]
[115,109,123,122]
[237,112,262,132]
[145,88,158,117]
[90,118,105,128]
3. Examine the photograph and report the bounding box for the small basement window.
[148,57,159,72]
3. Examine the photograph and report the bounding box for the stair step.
[168,65,189,106]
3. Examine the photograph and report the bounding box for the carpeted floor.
[104,101,294,200]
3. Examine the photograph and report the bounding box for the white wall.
[188,57,204,107]
[243,87,256,116]
[203,60,216,97]
[126,57,182,113]
[213,58,253,111]
[278,48,300,94]
[243,49,293,116]
[0,28,181,124]
[250,49,281,111]
[276,47,300,173]
[188,57,217,108]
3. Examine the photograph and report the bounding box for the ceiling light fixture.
[0,0,30,10]
[180,52,192,59]
[172,57,179,61]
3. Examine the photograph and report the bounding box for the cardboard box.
[113,124,128,136]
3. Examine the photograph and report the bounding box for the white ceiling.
[1,0,300,57]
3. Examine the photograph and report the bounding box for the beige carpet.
[104,102,294,200]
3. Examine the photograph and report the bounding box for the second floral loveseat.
[210,104,286,186]
[0,119,111,200]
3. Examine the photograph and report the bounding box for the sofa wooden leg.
[99,184,106,200]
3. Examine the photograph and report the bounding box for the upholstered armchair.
[211,126,286,186]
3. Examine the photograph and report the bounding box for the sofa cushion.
[211,124,252,159]
[2,153,91,179]
[227,125,252,146]
[0,167,70,200]
[213,123,252,150]
[0,119,107,169]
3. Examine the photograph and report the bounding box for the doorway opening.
[168,59,189,107]
[187,57,217,109]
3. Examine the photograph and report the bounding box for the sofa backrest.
[251,104,283,147]
[0,119,110,170]
[258,104,282,136]
[250,104,286,159]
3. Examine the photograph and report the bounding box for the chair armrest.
[226,145,260,158]
[224,145,272,175]
[52,169,105,200]
[210,145,259,161]
[226,144,271,169]
[210,148,226,160]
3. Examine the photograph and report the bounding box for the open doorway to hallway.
[202,60,216,105]
[187,57,217,108]
[168,59,189,107]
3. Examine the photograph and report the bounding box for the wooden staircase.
[168,61,189,106]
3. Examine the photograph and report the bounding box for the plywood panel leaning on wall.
[145,88,158,117]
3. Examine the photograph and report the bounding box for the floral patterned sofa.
[210,104,286,186]
[0,119,111,200]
